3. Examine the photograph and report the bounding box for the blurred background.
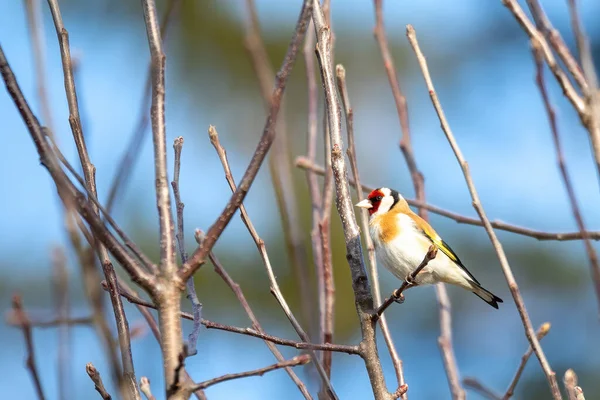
[1,0,600,399]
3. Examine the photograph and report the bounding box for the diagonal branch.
[179,0,313,282]
[406,24,561,400]
[336,64,405,389]
[312,1,392,399]
[12,295,46,400]
[532,39,600,314]
[207,126,336,398]
[86,363,112,400]
[188,355,311,392]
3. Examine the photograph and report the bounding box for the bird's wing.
[408,212,480,284]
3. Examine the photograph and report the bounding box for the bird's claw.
[404,274,416,287]
[393,293,405,304]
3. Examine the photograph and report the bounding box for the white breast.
[370,214,439,285]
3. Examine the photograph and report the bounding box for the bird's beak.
[355,199,372,209]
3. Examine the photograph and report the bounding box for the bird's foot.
[393,293,405,304]
[404,274,416,287]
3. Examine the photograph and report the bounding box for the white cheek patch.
[375,195,395,215]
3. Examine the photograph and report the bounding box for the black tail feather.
[472,285,503,309]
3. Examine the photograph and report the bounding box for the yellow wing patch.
[408,212,479,283]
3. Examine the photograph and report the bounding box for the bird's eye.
[375,196,383,202]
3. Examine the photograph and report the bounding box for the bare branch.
[503,322,551,399]
[189,355,311,392]
[373,0,425,220]
[336,63,405,391]
[24,0,54,132]
[312,1,392,398]
[139,1,184,395]
[375,246,437,317]
[205,237,312,398]
[406,24,561,400]
[46,1,144,396]
[532,39,600,311]
[52,247,70,400]
[295,158,600,241]
[106,0,179,213]
[179,0,313,282]
[86,363,112,400]
[207,126,336,398]
[140,377,156,400]
[105,279,359,355]
[243,0,313,333]
[462,378,501,400]
[171,137,202,357]
[567,0,600,191]
[11,295,46,400]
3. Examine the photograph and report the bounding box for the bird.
[355,187,503,309]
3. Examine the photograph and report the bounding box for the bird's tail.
[471,283,503,309]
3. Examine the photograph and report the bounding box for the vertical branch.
[435,284,465,400]
[171,137,202,357]
[46,1,141,397]
[335,64,405,391]
[373,0,426,218]
[12,295,46,400]
[243,0,314,333]
[52,247,70,400]
[106,0,180,214]
[312,2,392,399]
[567,0,600,190]
[406,25,561,400]
[24,0,54,132]
[532,40,600,315]
[303,23,327,351]
[139,1,183,398]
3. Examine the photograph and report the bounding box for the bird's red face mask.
[356,189,385,216]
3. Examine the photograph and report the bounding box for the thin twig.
[52,247,70,400]
[115,280,207,400]
[7,315,93,328]
[436,285,465,400]
[179,0,313,283]
[312,1,392,398]
[373,0,425,219]
[524,0,587,90]
[243,0,313,334]
[532,39,600,313]
[207,126,336,398]
[503,322,551,399]
[24,0,54,132]
[46,1,142,396]
[189,355,311,392]
[205,237,312,398]
[531,40,600,309]
[406,24,561,400]
[105,279,360,355]
[140,377,156,400]
[375,246,437,317]
[12,295,46,400]
[303,22,325,349]
[140,1,183,396]
[564,369,578,400]
[462,378,501,400]
[171,137,202,357]
[295,158,600,241]
[106,0,180,213]
[567,0,600,192]
[86,363,112,400]
[336,63,406,392]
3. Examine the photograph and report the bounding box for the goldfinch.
[356,187,503,309]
